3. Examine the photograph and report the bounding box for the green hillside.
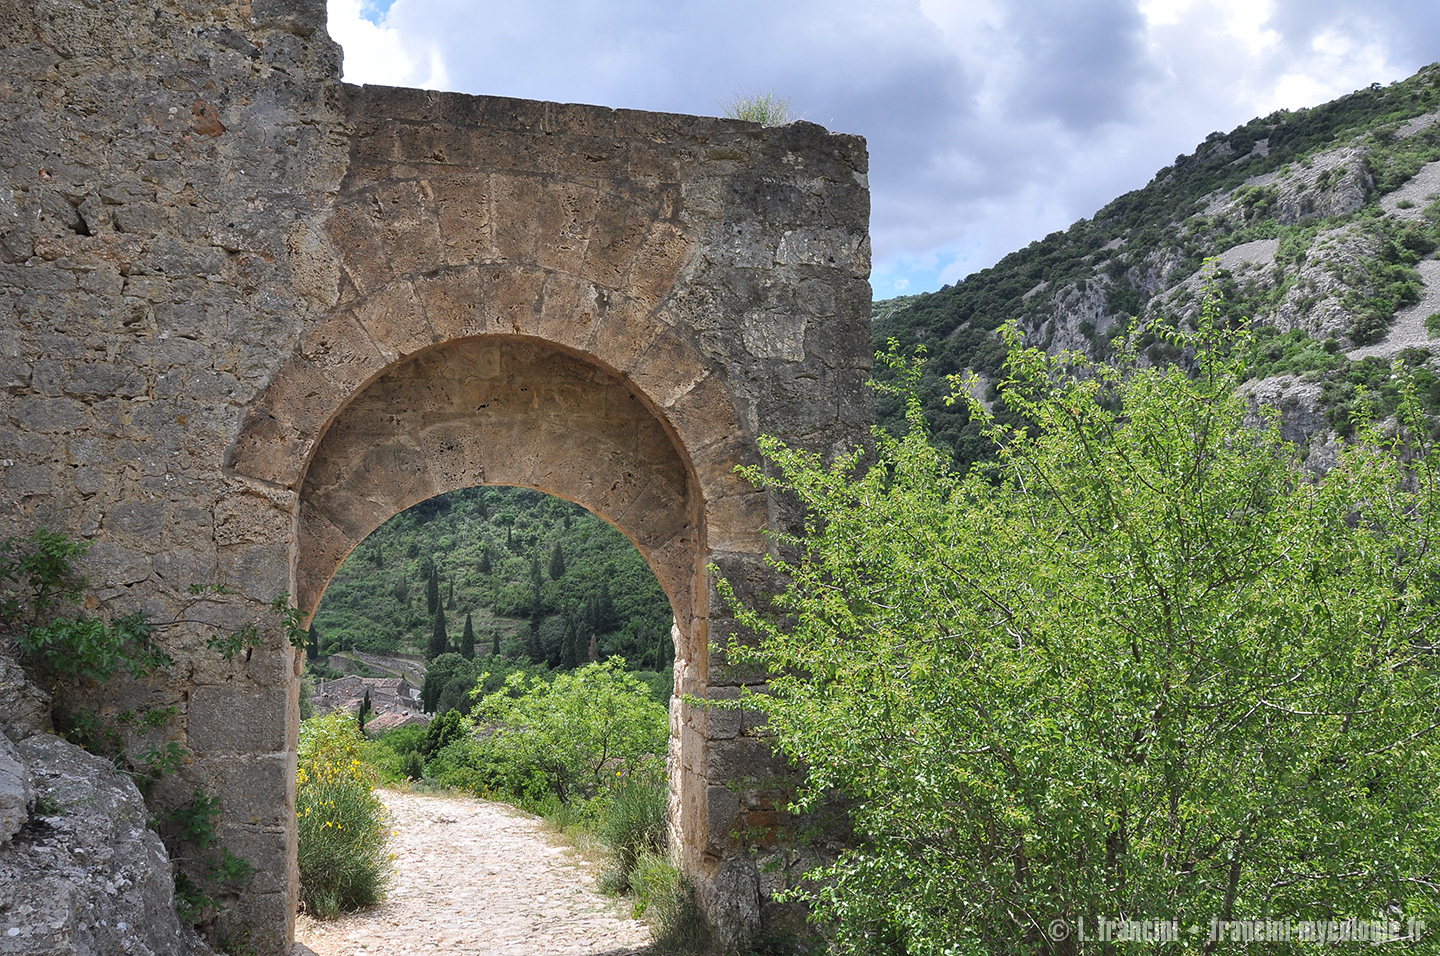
[311,486,674,673]
[876,63,1440,472]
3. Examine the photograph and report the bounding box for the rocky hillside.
[876,62,1440,473]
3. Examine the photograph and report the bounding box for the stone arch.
[294,335,703,639]
[207,81,863,953]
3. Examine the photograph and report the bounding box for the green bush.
[721,297,1440,953]
[296,713,393,919]
[2,530,172,682]
[597,768,668,894]
[471,657,668,805]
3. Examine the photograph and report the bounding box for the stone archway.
[293,333,713,884]
[0,2,871,947]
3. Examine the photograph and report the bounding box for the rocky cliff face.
[0,645,211,956]
[875,64,1440,472]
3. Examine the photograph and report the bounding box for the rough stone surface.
[0,736,29,845]
[0,1,872,951]
[0,735,198,955]
[0,645,49,743]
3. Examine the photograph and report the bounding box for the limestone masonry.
[0,0,872,951]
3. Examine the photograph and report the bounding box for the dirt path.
[293,789,654,956]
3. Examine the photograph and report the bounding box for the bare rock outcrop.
[0,645,210,955]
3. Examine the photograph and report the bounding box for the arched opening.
[295,335,702,641]
[286,332,719,928]
[295,482,681,947]
[304,484,678,704]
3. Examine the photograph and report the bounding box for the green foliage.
[2,530,173,682]
[721,302,1440,954]
[162,792,255,925]
[724,91,791,126]
[470,658,668,805]
[311,487,672,669]
[460,611,475,660]
[629,849,712,952]
[296,712,394,919]
[0,528,86,621]
[596,767,668,894]
[427,606,449,662]
[1342,210,1440,344]
[420,708,468,760]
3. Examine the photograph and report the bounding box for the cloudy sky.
[326,0,1440,299]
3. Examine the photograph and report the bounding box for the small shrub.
[471,657,669,805]
[296,712,393,919]
[596,768,668,893]
[2,530,172,682]
[1426,311,1440,337]
[630,849,711,952]
[723,91,791,126]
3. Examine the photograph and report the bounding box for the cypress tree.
[478,547,491,574]
[529,553,544,618]
[521,622,543,665]
[595,580,615,633]
[426,565,440,616]
[460,611,475,660]
[548,542,566,580]
[560,614,580,669]
[427,607,449,661]
[307,622,320,661]
[491,626,501,658]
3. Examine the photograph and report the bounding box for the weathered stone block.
[188,685,288,753]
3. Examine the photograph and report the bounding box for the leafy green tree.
[549,542,566,580]
[520,621,543,665]
[420,652,475,714]
[472,658,668,803]
[722,313,1440,954]
[460,611,475,660]
[528,553,545,617]
[426,607,448,662]
[420,708,469,760]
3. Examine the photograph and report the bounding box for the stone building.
[0,0,871,951]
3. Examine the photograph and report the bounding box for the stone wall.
[0,0,871,950]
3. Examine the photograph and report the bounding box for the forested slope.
[311,486,674,673]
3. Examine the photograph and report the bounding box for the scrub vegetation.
[719,294,1440,954]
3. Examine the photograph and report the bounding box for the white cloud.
[327,0,449,89]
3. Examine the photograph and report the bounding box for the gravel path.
[293,789,654,956]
